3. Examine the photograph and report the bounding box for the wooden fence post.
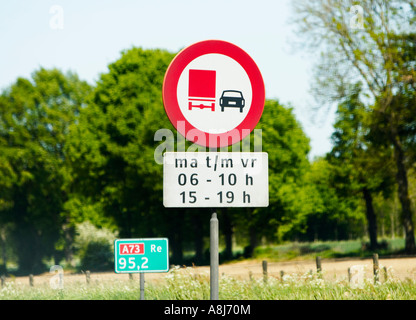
[316,256,322,277]
[29,274,34,287]
[373,253,379,283]
[249,271,253,281]
[348,267,351,283]
[1,275,5,288]
[86,270,91,284]
[262,260,268,284]
[280,270,284,282]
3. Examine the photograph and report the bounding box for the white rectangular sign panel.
[163,152,268,208]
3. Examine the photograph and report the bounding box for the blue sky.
[0,0,336,159]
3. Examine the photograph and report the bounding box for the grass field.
[250,238,406,262]
[1,266,416,300]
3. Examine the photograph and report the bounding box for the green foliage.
[74,221,118,271]
[296,158,365,241]
[0,68,92,274]
[329,83,395,195]
[291,0,416,253]
[66,47,176,238]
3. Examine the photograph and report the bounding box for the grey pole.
[140,273,145,300]
[210,210,219,300]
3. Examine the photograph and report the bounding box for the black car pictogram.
[219,90,245,112]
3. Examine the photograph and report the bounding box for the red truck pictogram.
[188,69,216,111]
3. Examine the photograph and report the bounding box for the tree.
[328,83,395,249]
[66,47,177,247]
[298,157,366,242]
[0,68,92,273]
[291,0,416,253]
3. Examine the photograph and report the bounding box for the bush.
[74,222,118,271]
[80,241,113,271]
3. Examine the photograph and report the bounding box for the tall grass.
[1,266,415,300]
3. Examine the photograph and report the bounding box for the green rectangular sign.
[114,238,169,273]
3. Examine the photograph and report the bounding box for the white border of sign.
[114,238,169,273]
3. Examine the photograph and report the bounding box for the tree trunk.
[0,228,7,274]
[392,137,416,253]
[126,210,132,238]
[391,197,397,239]
[14,225,40,274]
[171,232,183,264]
[13,190,43,274]
[362,187,378,250]
[222,209,233,260]
[245,224,258,258]
[170,210,184,264]
[63,219,75,267]
[192,214,203,264]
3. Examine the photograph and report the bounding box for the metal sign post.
[210,210,219,300]
[140,273,145,300]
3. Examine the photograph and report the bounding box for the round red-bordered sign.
[163,40,265,148]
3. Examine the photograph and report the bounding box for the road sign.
[163,40,265,148]
[163,152,269,207]
[114,238,169,273]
